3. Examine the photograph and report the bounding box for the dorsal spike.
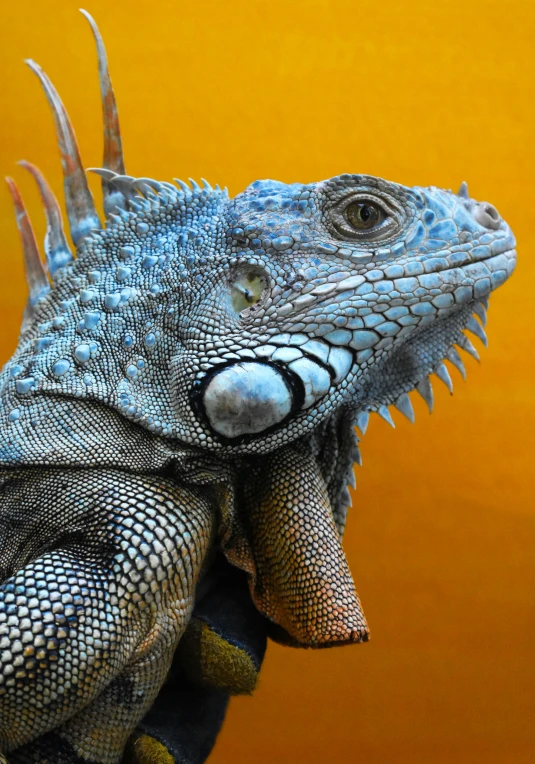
[457,181,469,199]
[143,189,159,203]
[6,177,50,305]
[160,181,179,194]
[101,173,137,206]
[416,377,434,413]
[434,362,454,394]
[174,178,191,193]
[18,161,73,277]
[189,178,201,192]
[107,173,135,186]
[25,59,101,247]
[201,178,213,192]
[446,346,467,380]
[116,206,131,220]
[394,392,415,424]
[131,178,163,196]
[80,10,126,216]
[87,167,117,181]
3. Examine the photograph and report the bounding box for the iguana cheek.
[201,362,294,439]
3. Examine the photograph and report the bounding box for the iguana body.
[0,10,516,763]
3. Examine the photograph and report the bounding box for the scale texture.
[0,10,516,764]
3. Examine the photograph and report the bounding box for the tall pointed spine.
[80,9,127,215]
[446,346,467,380]
[377,405,395,428]
[25,59,101,247]
[355,411,369,435]
[18,161,73,277]
[394,392,415,423]
[416,377,434,413]
[6,177,50,305]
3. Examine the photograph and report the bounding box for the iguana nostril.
[474,201,502,230]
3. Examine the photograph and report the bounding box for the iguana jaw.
[346,247,516,428]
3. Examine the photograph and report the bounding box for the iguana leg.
[0,468,214,763]
[225,443,369,647]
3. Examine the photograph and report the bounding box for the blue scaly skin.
[0,10,516,764]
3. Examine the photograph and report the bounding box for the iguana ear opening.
[221,444,369,648]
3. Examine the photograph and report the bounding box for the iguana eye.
[231,270,267,314]
[329,192,400,241]
[346,201,383,230]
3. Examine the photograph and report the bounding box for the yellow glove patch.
[125,733,175,764]
[180,618,259,695]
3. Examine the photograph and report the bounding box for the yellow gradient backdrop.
[0,2,533,762]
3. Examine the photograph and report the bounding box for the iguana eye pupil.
[346,201,380,230]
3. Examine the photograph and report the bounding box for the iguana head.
[1,16,516,460]
[186,174,515,447]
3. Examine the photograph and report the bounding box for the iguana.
[0,10,516,764]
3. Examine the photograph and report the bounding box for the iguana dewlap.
[0,10,516,764]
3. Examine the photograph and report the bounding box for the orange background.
[0,1,533,762]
